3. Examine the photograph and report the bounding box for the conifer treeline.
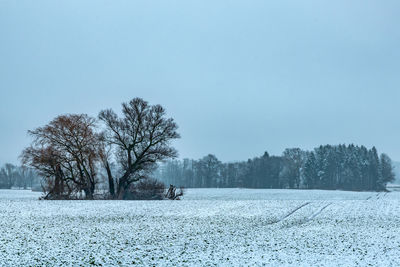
[153,144,395,191]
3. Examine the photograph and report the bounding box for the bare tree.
[22,145,72,199]
[281,148,307,189]
[99,98,180,199]
[4,163,16,189]
[0,164,15,189]
[21,114,101,199]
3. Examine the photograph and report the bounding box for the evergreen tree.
[303,152,318,189]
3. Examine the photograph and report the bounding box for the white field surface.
[1,189,400,266]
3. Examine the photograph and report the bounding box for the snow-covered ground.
[0,189,399,266]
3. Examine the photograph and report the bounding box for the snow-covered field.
[1,189,399,266]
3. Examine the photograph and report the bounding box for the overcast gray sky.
[1,0,400,164]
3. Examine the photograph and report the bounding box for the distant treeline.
[0,163,41,189]
[153,144,395,191]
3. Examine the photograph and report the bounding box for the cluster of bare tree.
[0,163,40,189]
[21,98,180,200]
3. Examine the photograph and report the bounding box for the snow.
[1,189,400,266]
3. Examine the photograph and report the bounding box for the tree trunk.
[117,182,125,200]
[116,170,132,200]
[105,162,115,198]
[84,188,93,200]
[54,175,60,196]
